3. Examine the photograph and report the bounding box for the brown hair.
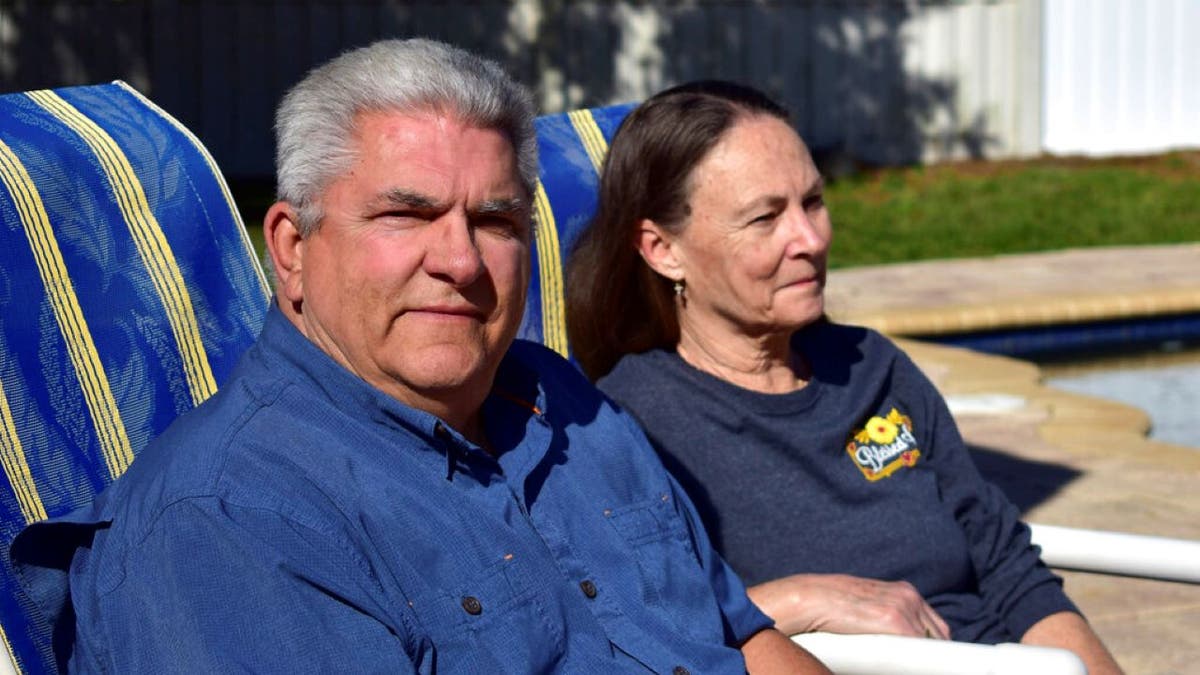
[565,81,790,380]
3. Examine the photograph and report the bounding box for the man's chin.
[390,343,497,394]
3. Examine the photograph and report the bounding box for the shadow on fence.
[1,1,992,182]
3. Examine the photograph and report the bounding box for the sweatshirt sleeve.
[900,352,1079,639]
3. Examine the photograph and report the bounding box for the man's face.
[287,109,530,414]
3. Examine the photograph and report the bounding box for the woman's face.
[668,114,831,340]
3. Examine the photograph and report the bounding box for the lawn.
[822,151,1200,269]
[230,151,1200,269]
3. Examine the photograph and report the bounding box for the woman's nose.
[782,207,831,258]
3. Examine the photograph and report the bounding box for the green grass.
[823,151,1200,268]
[229,151,1200,269]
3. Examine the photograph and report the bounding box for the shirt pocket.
[407,554,563,674]
[604,494,716,641]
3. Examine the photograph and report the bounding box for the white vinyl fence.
[1043,0,1200,156]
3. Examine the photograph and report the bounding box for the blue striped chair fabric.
[519,102,636,359]
[0,80,633,672]
[0,82,271,673]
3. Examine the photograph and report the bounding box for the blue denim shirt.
[14,307,770,673]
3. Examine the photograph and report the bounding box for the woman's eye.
[750,211,777,225]
[803,194,825,210]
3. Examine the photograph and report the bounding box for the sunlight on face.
[294,110,531,408]
[672,114,832,340]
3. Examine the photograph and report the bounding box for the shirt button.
[579,579,597,599]
[672,667,690,675]
[461,596,483,615]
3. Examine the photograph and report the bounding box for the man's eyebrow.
[377,188,444,211]
[471,197,528,217]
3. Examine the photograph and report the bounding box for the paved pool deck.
[824,243,1200,675]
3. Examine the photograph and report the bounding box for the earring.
[673,280,685,297]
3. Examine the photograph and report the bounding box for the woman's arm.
[1022,611,1123,675]
[897,349,1122,669]
[748,573,949,638]
[741,627,833,674]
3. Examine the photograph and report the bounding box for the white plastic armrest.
[791,632,1086,675]
[1030,523,1200,583]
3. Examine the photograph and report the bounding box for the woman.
[565,81,1121,674]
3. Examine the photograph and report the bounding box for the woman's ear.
[263,201,306,304]
[635,218,685,283]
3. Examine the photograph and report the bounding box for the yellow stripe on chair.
[0,140,135,479]
[533,181,568,356]
[114,81,271,300]
[536,108,614,356]
[27,90,219,407]
[566,109,610,172]
[0,374,46,524]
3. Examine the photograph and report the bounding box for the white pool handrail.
[1030,522,1200,583]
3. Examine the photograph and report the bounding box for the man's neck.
[279,297,496,449]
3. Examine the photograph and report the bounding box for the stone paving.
[824,244,1200,675]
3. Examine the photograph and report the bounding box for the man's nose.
[424,213,484,286]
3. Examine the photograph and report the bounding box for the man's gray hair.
[274,38,538,235]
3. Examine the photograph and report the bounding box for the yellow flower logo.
[847,408,921,481]
[865,416,899,444]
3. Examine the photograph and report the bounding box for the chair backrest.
[0,82,270,674]
[519,103,636,360]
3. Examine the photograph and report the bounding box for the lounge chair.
[0,81,269,673]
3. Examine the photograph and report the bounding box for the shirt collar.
[256,305,445,441]
[256,306,552,473]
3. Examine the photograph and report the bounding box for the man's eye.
[749,211,777,225]
[476,216,526,239]
[803,194,825,210]
[376,211,431,229]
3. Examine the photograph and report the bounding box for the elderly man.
[14,40,828,673]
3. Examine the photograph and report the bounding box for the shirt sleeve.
[901,353,1079,639]
[668,470,776,646]
[82,496,421,674]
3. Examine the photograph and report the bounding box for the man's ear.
[634,218,685,283]
[263,201,305,304]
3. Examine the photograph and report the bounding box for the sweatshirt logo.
[846,407,921,481]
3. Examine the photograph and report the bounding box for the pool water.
[1039,343,1200,449]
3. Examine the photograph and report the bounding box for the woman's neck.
[675,316,811,395]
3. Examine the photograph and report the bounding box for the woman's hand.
[748,573,951,639]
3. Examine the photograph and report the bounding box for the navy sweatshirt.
[598,321,1078,643]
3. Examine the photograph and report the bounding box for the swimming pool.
[1038,343,1200,449]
